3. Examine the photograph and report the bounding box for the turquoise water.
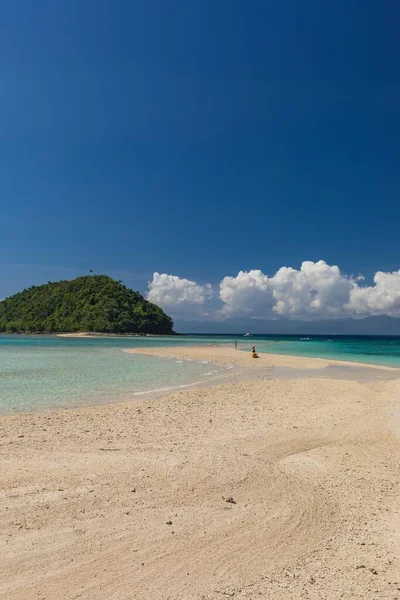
[0,335,234,414]
[1,334,399,414]
[242,335,400,367]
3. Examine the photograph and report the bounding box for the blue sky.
[1,1,399,328]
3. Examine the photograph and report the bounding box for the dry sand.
[1,348,399,600]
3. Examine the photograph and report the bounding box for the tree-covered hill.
[0,275,174,334]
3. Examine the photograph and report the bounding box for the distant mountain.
[0,275,174,334]
[175,315,400,336]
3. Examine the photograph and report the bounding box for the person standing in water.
[234,340,238,350]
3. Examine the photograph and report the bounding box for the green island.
[0,275,174,334]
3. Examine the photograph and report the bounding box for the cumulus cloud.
[220,261,355,320]
[147,272,213,318]
[147,263,400,321]
[348,270,400,317]
[219,269,274,317]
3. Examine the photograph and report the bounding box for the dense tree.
[0,275,174,334]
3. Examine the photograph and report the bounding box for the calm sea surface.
[1,334,399,414]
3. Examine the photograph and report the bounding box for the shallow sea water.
[0,336,234,413]
[1,334,399,414]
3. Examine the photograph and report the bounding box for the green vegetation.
[0,275,174,334]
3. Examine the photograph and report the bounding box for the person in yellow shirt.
[251,345,258,358]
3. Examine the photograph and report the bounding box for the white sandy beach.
[58,334,399,370]
[0,347,399,599]
[124,344,399,371]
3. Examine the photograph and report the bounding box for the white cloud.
[271,261,355,319]
[219,269,274,317]
[147,272,213,318]
[348,270,400,317]
[147,263,400,321]
[219,261,355,319]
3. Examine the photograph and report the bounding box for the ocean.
[1,334,399,414]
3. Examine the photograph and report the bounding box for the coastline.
[57,334,400,370]
[4,331,399,370]
[56,332,182,338]
[124,344,400,372]
[0,332,181,338]
[1,346,399,599]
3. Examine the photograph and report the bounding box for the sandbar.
[0,348,399,599]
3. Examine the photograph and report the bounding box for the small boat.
[243,333,251,337]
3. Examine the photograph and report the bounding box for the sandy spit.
[56,332,92,337]
[56,333,175,338]
[0,354,399,599]
[124,344,399,371]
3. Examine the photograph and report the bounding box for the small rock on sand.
[225,497,236,504]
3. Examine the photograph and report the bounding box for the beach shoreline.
[56,332,181,338]
[1,346,399,599]
[2,344,398,418]
[124,344,400,371]
[56,334,400,370]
